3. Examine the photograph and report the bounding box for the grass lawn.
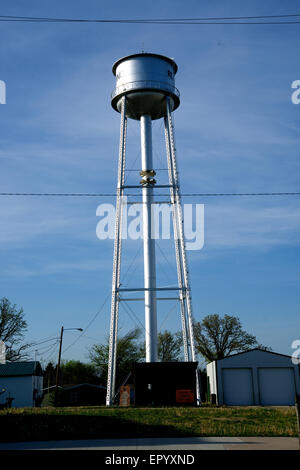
[0,405,298,442]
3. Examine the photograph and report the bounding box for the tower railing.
[111,80,180,101]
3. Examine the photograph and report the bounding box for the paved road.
[0,437,298,451]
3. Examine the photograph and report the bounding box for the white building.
[206,349,300,406]
[0,361,43,408]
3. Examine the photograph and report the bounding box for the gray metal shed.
[207,349,300,406]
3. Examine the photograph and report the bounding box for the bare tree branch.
[0,297,31,361]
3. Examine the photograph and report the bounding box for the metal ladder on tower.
[106,97,127,406]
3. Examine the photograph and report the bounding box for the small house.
[0,361,43,408]
[60,383,106,406]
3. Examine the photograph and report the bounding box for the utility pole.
[54,326,64,405]
[54,326,83,406]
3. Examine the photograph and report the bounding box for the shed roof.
[223,348,293,360]
[207,348,294,365]
[0,361,42,377]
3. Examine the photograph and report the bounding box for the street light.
[54,326,83,405]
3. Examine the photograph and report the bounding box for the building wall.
[61,385,106,406]
[0,375,43,408]
[32,375,44,405]
[206,361,217,397]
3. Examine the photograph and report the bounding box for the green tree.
[194,314,270,362]
[43,361,56,388]
[89,327,144,388]
[59,360,100,386]
[0,297,31,361]
[89,328,186,392]
[43,360,100,389]
[157,330,183,362]
[139,330,183,362]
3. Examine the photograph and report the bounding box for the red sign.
[176,389,194,403]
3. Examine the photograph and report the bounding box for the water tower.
[106,53,199,406]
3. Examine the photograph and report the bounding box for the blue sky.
[0,0,300,367]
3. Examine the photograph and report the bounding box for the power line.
[29,336,59,347]
[28,341,59,356]
[42,340,61,364]
[177,192,300,197]
[0,192,299,197]
[62,293,110,354]
[0,192,118,197]
[1,14,300,24]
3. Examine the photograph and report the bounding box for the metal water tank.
[111,53,180,120]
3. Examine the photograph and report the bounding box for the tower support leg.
[106,97,127,406]
[164,118,189,362]
[164,97,201,404]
